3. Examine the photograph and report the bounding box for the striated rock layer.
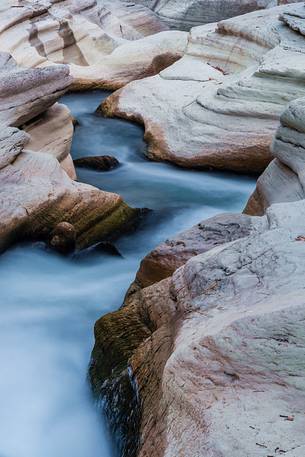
[24,103,76,179]
[132,0,299,30]
[103,3,305,173]
[0,0,188,90]
[0,53,138,253]
[245,96,305,214]
[0,51,75,175]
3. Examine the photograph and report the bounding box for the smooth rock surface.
[0,53,138,252]
[0,0,188,90]
[132,0,300,30]
[91,47,305,454]
[0,126,138,252]
[103,4,305,173]
[133,212,255,288]
[245,95,305,214]
[0,52,72,127]
[91,199,305,457]
[48,221,76,254]
[24,103,76,179]
[0,51,76,176]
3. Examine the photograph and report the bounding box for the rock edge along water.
[0,52,140,253]
[101,3,305,173]
[90,90,305,457]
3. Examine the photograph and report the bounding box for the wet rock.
[74,155,120,171]
[93,242,123,257]
[103,4,305,173]
[49,222,76,254]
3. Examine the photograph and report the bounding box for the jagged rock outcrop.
[0,53,139,253]
[91,197,305,457]
[245,96,305,214]
[0,0,188,90]
[102,3,305,173]
[132,0,299,30]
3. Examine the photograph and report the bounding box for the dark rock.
[93,241,122,257]
[48,222,76,254]
[74,155,119,171]
[72,116,80,126]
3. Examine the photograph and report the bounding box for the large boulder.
[91,198,305,457]
[132,0,300,30]
[102,4,305,173]
[0,0,188,90]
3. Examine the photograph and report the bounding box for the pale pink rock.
[102,4,305,173]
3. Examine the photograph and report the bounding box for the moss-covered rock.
[90,302,152,457]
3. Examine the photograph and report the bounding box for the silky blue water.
[0,91,255,457]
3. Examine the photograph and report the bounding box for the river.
[0,91,255,457]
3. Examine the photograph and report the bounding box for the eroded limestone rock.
[0,126,138,252]
[245,95,305,214]
[0,51,76,176]
[132,0,300,30]
[0,52,139,252]
[0,51,72,127]
[133,212,255,289]
[91,199,305,457]
[0,0,187,90]
[91,56,305,455]
[24,103,76,179]
[102,4,305,173]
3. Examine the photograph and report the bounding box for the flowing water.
[0,91,255,457]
